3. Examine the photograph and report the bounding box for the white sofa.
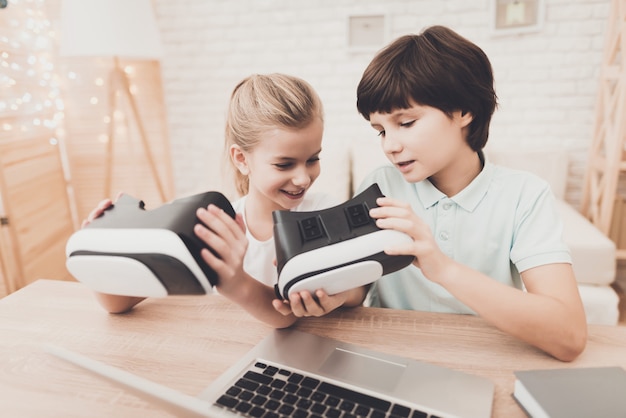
[314,140,620,325]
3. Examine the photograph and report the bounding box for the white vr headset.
[65,192,235,298]
[273,183,414,299]
[66,184,413,300]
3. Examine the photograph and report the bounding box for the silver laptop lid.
[200,329,494,418]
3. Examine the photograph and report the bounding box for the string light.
[0,0,62,138]
[0,0,134,146]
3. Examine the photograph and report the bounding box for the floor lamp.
[59,0,168,202]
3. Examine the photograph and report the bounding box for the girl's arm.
[94,293,145,314]
[83,196,148,314]
[370,197,587,362]
[195,204,298,328]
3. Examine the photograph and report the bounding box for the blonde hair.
[224,73,324,196]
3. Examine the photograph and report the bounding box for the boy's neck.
[428,149,484,197]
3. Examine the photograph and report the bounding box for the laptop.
[45,329,494,418]
[199,328,493,418]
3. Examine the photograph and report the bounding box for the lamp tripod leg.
[118,68,167,203]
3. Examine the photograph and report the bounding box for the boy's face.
[369,103,473,187]
[235,117,323,212]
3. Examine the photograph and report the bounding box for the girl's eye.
[400,120,415,127]
[307,156,320,165]
[274,163,292,170]
[377,130,385,137]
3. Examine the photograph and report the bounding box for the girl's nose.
[292,167,312,187]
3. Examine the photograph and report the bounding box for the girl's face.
[368,103,475,195]
[233,117,323,212]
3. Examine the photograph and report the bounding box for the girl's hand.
[81,192,124,228]
[81,199,113,228]
[369,197,451,284]
[194,204,248,296]
[272,288,363,317]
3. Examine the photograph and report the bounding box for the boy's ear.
[230,144,250,175]
[460,110,473,128]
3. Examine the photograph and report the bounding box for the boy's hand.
[369,196,450,282]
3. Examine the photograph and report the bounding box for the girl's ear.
[230,144,250,175]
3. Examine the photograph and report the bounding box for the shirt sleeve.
[510,180,572,273]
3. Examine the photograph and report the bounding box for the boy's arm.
[370,196,587,362]
[434,261,587,362]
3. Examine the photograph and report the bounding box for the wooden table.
[1,280,625,417]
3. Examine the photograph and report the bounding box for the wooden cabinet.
[0,137,77,296]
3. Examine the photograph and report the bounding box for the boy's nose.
[382,134,402,154]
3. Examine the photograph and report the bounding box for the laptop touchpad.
[318,347,406,392]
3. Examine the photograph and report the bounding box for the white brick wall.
[153,0,609,206]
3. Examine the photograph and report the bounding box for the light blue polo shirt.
[356,160,571,314]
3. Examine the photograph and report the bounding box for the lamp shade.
[59,0,163,60]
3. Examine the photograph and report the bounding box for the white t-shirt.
[232,193,339,287]
[356,161,571,314]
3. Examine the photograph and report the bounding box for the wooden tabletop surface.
[1,279,625,417]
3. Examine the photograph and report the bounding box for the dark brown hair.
[356,25,498,151]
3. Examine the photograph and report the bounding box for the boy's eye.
[400,120,415,127]
[377,130,385,137]
[307,156,320,165]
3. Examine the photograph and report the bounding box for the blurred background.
[0,0,618,296]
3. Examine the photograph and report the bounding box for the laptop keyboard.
[214,360,440,418]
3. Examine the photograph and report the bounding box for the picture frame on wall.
[489,0,545,36]
[346,14,388,53]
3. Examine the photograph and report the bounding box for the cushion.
[578,283,620,325]
[556,200,616,286]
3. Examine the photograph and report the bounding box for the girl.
[85,73,364,327]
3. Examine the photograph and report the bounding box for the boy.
[354,26,587,362]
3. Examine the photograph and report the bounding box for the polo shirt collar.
[414,155,494,212]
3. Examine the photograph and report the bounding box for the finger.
[197,205,243,243]
[287,293,308,317]
[272,299,294,316]
[97,198,113,209]
[199,247,232,280]
[84,199,114,226]
[375,196,411,209]
[234,213,246,233]
[194,223,233,262]
[316,290,343,313]
[208,204,240,229]
[196,216,248,271]
[195,208,233,246]
[369,204,413,221]
[382,241,418,256]
[374,216,416,234]
[299,291,326,317]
